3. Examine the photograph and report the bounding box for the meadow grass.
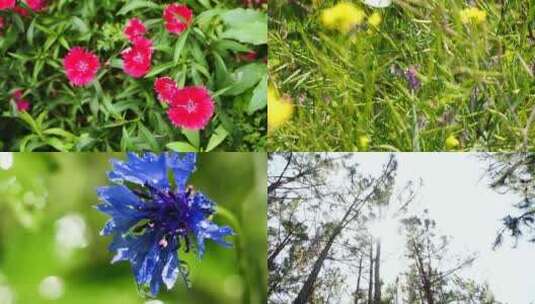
[268,0,535,151]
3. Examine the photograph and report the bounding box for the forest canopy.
[268,153,517,304]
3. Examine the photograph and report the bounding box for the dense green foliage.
[269,0,534,151]
[0,153,267,303]
[0,0,267,152]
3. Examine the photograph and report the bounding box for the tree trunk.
[412,241,434,304]
[291,158,395,304]
[394,278,399,304]
[368,242,374,304]
[268,232,293,271]
[373,240,381,304]
[292,225,342,304]
[354,254,363,304]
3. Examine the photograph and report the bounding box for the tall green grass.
[269,0,534,151]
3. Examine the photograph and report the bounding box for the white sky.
[354,153,535,304]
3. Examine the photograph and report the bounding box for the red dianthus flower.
[16,100,30,112]
[24,0,46,11]
[154,77,215,130]
[0,0,15,10]
[11,89,30,112]
[122,37,153,78]
[167,86,215,130]
[163,4,193,35]
[154,77,179,103]
[124,18,147,42]
[63,47,101,87]
[13,5,29,16]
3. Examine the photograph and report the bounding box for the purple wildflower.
[405,65,421,92]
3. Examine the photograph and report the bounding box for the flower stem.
[215,205,251,303]
[215,205,241,235]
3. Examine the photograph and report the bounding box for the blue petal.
[194,220,234,257]
[97,185,144,212]
[96,186,146,235]
[113,231,167,296]
[100,219,117,236]
[162,250,179,290]
[132,234,176,296]
[149,272,162,297]
[108,153,169,188]
[190,192,215,215]
[136,242,161,287]
[109,233,155,264]
[166,153,196,191]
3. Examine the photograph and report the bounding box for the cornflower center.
[136,183,194,252]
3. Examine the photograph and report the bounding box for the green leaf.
[167,142,199,152]
[26,20,35,46]
[139,124,159,151]
[214,39,250,53]
[43,128,76,140]
[220,9,267,45]
[182,129,200,148]
[71,17,90,34]
[206,125,229,151]
[249,75,267,113]
[213,52,232,89]
[196,9,225,27]
[18,112,42,136]
[173,29,190,64]
[46,137,71,152]
[224,62,267,96]
[117,0,159,15]
[145,62,176,78]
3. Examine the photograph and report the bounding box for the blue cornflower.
[96,152,234,296]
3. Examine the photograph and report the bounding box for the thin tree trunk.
[373,240,381,304]
[412,240,434,304]
[394,278,399,304]
[268,232,293,270]
[368,241,374,304]
[354,254,363,304]
[292,225,342,304]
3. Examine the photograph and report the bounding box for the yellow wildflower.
[460,7,487,24]
[445,135,460,150]
[268,86,294,131]
[368,12,382,27]
[320,2,366,33]
[358,135,370,151]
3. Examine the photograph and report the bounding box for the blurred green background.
[0,153,267,304]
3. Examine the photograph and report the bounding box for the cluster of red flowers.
[154,77,214,130]
[5,2,215,130]
[60,3,195,86]
[0,0,46,14]
[121,18,153,78]
[11,89,30,112]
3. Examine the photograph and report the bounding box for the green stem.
[215,205,251,304]
[215,205,241,235]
